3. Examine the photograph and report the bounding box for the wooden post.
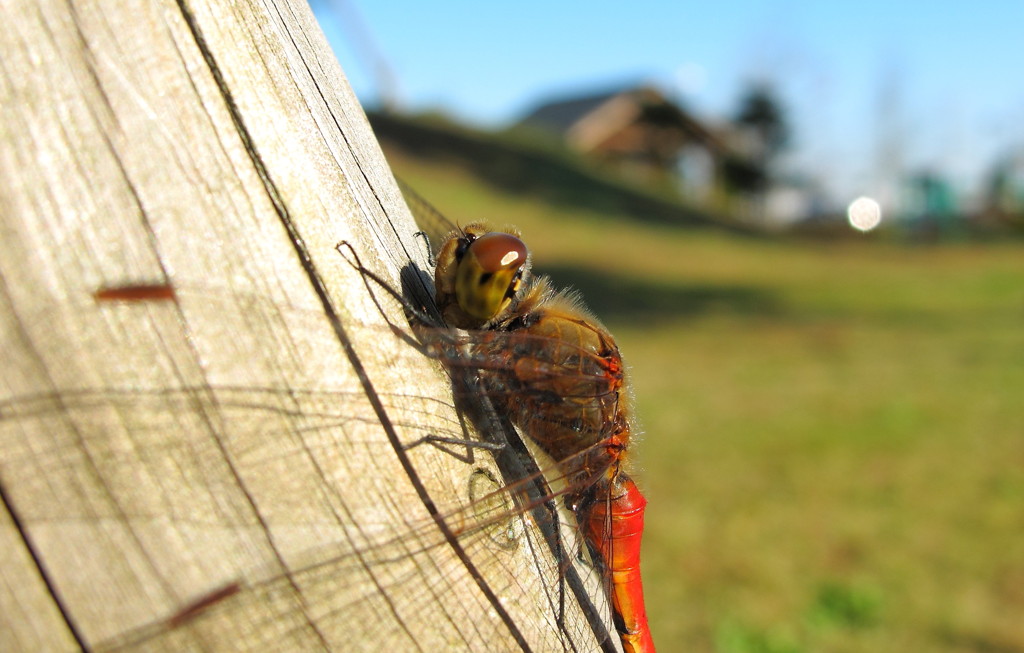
[0,1,615,651]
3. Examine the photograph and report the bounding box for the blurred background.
[313,2,1023,651]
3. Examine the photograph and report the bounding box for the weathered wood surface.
[0,1,615,651]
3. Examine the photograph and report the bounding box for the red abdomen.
[585,473,655,653]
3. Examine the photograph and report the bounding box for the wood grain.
[0,1,616,651]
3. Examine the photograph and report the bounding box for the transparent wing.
[1,285,620,653]
[397,178,459,260]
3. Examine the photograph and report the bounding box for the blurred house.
[516,85,731,196]
[765,177,825,226]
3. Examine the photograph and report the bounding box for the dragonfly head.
[435,224,529,328]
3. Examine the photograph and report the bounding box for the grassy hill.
[369,110,749,230]
[372,113,1024,653]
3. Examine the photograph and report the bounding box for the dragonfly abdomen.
[585,472,654,653]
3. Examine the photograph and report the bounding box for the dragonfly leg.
[403,433,505,464]
[334,240,439,351]
[413,231,436,267]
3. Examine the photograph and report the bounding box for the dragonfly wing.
[397,178,459,259]
[1,282,618,652]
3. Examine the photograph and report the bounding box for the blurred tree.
[723,82,790,200]
[985,154,1024,231]
[720,153,767,195]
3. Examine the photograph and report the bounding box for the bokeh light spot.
[847,196,882,232]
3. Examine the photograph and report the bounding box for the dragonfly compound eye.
[455,232,528,321]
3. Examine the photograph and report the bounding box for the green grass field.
[383,144,1024,653]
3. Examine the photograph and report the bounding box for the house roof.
[517,85,726,154]
[518,87,632,134]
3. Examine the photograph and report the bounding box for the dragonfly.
[374,183,654,653]
[0,182,652,653]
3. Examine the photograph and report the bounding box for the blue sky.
[315,1,1024,206]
